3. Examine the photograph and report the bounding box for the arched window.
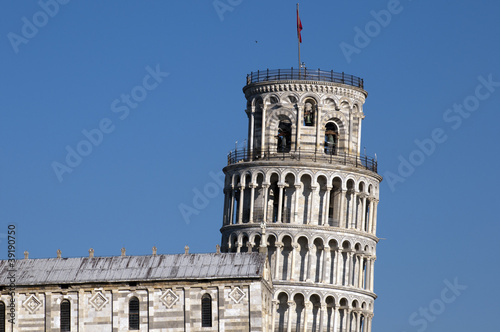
[277,119,291,153]
[60,300,70,332]
[304,101,315,126]
[324,122,338,155]
[201,294,212,327]
[129,297,139,330]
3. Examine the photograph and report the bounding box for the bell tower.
[221,68,382,331]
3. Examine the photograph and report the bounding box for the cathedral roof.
[0,252,267,286]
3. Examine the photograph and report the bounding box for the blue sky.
[1,1,499,331]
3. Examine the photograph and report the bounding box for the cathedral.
[0,67,381,331]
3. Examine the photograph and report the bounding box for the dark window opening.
[129,297,140,330]
[277,120,291,153]
[201,294,212,327]
[60,300,70,332]
[324,122,338,155]
[304,102,315,126]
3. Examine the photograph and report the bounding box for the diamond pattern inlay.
[23,294,42,314]
[160,289,179,309]
[229,287,246,304]
[89,291,109,311]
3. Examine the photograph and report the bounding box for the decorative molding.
[160,289,179,309]
[228,286,246,304]
[23,294,42,314]
[89,290,109,311]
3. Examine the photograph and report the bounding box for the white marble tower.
[221,68,382,332]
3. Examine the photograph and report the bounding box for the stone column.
[367,198,374,233]
[323,186,332,225]
[359,193,367,231]
[348,252,354,286]
[277,184,285,223]
[371,199,379,235]
[249,107,255,158]
[222,188,228,225]
[309,185,317,224]
[357,255,364,289]
[271,300,278,332]
[356,311,362,332]
[296,105,302,151]
[347,190,355,229]
[287,302,295,332]
[249,183,256,223]
[306,244,315,282]
[318,304,326,332]
[346,308,352,332]
[290,243,298,281]
[303,302,312,332]
[228,186,235,225]
[338,189,346,228]
[275,242,283,280]
[321,246,330,283]
[261,105,267,153]
[332,307,338,332]
[369,257,376,291]
[293,184,302,223]
[335,249,342,285]
[262,183,270,223]
[315,105,321,151]
[237,184,245,224]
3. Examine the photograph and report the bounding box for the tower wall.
[221,70,382,332]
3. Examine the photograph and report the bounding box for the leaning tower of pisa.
[220,68,382,332]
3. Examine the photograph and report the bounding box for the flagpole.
[297,3,301,77]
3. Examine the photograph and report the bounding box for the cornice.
[243,80,367,101]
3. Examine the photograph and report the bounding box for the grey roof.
[0,253,266,286]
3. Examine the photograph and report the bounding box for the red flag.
[297,7,303,43]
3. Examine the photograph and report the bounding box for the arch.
[276,292,289,332]
[327,239,339,284]
[324,122,339,155]
[201,294,212,327]
[128,296,139,330]
[309,294,321,332]
[252,234,261,252]
[283,93,300,104]
[281,236,293,280]
[297,237,309,281]
[320,112,347,137]
[268,173,280,222]
[60,299,71,332]
[240,234,250,253]
[268,109,295,153]
[267,234,278,279]
[302,97,317,126]
[321,96,338,108]
[338,298,349,332]
[299,174,313,224]
[325,296,336,332]
[253,172,266,222]
[316,175,328,226]
[313,238,324,283]
[328,177,342,227]
[293,293,305,331]
[282,173,296,223]
[277,117,292,152]
[265,94,280,105]
[229,234,238,253]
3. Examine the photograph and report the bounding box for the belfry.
[221,68,382,331]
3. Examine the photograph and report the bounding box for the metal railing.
[227,147,378,173]
[245,68,364,89]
